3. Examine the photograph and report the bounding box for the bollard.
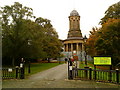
[116,69,119,84]
[84,66,89,79]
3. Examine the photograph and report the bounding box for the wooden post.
[116,69,119,84]
[109,65,112,82]
[94,65,96,80]
[89,67,92,80]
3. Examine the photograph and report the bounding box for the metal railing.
[72,68,120,84]
[2,66,25,79]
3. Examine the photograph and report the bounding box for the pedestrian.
[71,57,74,62]
[65,57,68,63]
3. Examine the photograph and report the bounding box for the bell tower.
[68,10,82,38]
[63,9,85,61]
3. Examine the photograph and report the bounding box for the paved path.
[2,64,120,88]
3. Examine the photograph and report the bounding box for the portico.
[64,40,84,52]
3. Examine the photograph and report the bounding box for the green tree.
[35,17,62,61]
[1,2,62,65]
[100,1,120,24]
[95,19,120,65]
[1,2,43,66]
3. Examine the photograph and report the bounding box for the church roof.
[70,10,79,16]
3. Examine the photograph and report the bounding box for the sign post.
[94,57,111,65]
[94,56,112,81]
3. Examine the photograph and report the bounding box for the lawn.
[2,62,63,79]
[25,63,62,77]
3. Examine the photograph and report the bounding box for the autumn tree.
[85,27,100,57]
[95,19,120,65]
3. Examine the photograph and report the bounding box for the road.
[2,63,120,88]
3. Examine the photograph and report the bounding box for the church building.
[63,10,86,60]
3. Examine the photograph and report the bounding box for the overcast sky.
[0,0,119,39]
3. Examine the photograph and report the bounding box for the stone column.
[66,44,68,52]
[71,43,73,52]
[76,43,79,52]
[64,44,66,52]
[82,43,84,51]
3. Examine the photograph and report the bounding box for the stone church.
[63,10,86,61]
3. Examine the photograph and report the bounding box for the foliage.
[87,19,120,66]
[85,27,100,57]
[1,2,62,66]
[95,19,120,65]
[35,17,62,58]
[86,1,120,66]
[100,1,120,24]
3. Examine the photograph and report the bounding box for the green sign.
[94,57,111,65]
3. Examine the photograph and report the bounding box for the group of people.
[64,57,74,63]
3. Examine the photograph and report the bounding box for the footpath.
[2,63,120,88]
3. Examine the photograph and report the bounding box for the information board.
[94,57,111,65]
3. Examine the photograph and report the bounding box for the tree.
[100,1,120,24]
[85,27,100,57]
[1,2,36,66]
[86,1,120,66]
[95,19,120,65]
[1,2,62,65]
[35,17,62,60]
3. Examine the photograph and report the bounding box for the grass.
[24,63,62,77]
[2,62,63,79]
[79,61,95,69]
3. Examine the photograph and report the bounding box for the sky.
[0,0,120,40]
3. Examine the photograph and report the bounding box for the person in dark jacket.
[65,57,68,63]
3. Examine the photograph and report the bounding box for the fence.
[72,68,120,84]
[2,66,25,79]
[2,68,18,79]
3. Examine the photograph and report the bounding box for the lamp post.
[83,35,88,78]
[83,35,87,66]
[28,39,32,73]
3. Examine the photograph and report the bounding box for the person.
[65,57,68,63]
[70,56,74,62]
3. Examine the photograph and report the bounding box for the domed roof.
[70,10,79,16]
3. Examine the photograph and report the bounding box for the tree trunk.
[12,57,15,66]
[48,58,50,63]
